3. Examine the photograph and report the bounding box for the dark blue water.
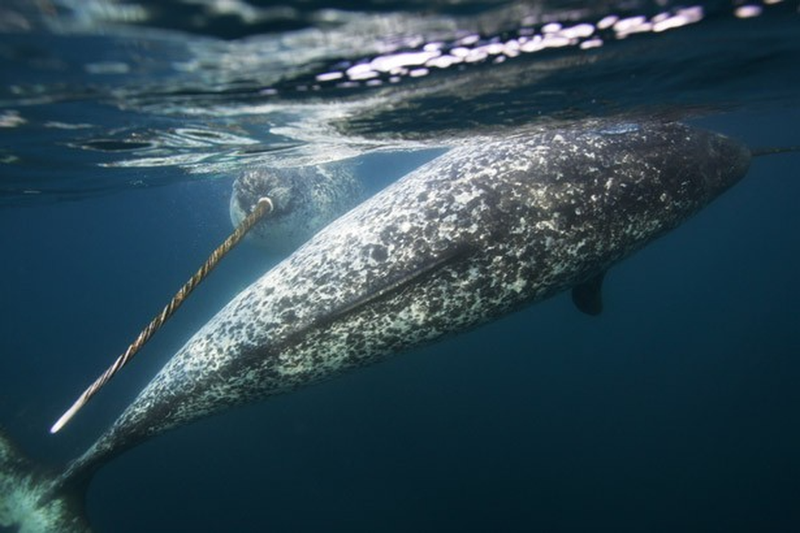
[1,1,799,532]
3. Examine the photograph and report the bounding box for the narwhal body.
[0,120,751,532]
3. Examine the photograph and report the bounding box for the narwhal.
[0,119,754,532]
[229,160,366,253]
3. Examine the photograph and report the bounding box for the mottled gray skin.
[57,120,750,490]
[1,432,91,532]
[230,161,365,252]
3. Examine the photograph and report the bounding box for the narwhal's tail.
[0,428,92,533]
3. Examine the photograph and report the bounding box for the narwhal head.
[665,122,751,203]
[230,163,366,253]
[230,167,297,224]
[574,121,752,223]
[229,167,322,253]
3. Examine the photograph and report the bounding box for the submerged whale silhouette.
[0,119,751,532]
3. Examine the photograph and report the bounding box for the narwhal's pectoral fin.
[324,244,473,324]
[0,428,92,532]
[571,271,606,316]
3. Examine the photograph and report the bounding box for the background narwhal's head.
[230,164,366,254]
[231,167,298,221]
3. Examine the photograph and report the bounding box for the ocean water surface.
[1,0,799,531]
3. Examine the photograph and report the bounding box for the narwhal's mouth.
[234,190,263,220]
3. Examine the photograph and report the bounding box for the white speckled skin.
[58,120,750,490]
[1,431,91,533]
[230,161,365,252]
